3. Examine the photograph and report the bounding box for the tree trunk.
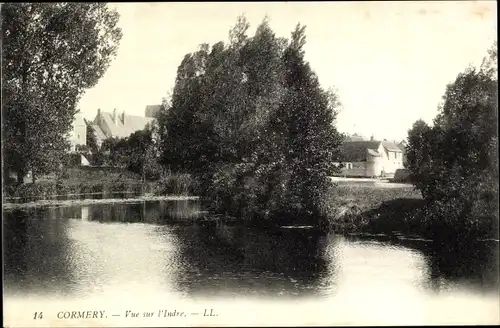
[32,172,36,184]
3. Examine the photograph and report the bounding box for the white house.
[335,139,405,177]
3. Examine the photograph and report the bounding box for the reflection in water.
[426,240,499,295]
[62,220,181,299]
[333,237,430,306]
[4,208,77,298]
[168,223,336,298]
[60,200,201,224]
[81,206,89,221]
[3,200,499,307]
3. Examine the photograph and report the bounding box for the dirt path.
[330,177,414,188]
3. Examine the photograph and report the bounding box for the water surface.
[3,199,499,325]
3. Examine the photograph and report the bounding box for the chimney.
[96,108,101,124]
[370,135,374,141]
[121,111,125,124]
[113,108,117,123]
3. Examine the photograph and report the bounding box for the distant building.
[334,139,406,177]
[68,112,87,152]
[345,133,368,142]
[397,140,408,167]
[90,105,160,147]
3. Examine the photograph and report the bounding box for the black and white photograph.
[2,1,499,326]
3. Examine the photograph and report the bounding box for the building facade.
[68,112,87,152]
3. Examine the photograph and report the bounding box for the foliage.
[86,123,99,154]
[2,3,122,184]
[95,123,163,180]
[275,24,343,219]
[100,137,129,167]
[125,124,163,180]
[405,119,435,198]
[405,42,498,239]
[3,167,197,203]
[159,16,343,225]
[75,144,91,154]
[153,173,197,196]
[126,129,153,175]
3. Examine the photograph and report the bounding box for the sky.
[77,1,497,141]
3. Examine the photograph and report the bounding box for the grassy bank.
[3,166,197,204]
[322,182,498,241]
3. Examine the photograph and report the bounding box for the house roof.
[345,133,369,142]
[397,140,407,151]
[91,124,106,142]
[96,111,156,139]
[382,140,403,152]
[339,141,381,162]
[339,139,403,162]
[367,149,382,157]
[347,135,366,141]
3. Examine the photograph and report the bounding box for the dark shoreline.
[2,195,200,210]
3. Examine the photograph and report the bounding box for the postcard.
[2,2,498,327]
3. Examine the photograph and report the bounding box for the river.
[3,199,499,326]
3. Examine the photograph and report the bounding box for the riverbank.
[4,172,497,242]
[3,166,197,205]
[323,182,499,241]
[2,195,200,210]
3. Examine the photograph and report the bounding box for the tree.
[274,24,343,220]
[86,123,99,155]
[159,16,343,224]
[2,3,122,184]
[480,40,497,78]
[126,129,153,180]
[405,119,435,198]
[406,42,498,238]
[100,137,128,167]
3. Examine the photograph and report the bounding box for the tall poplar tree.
[159,16,343,224]
[2,3,122,183]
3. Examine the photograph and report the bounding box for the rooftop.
[339,139,403,162]
[95,110,156,139]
